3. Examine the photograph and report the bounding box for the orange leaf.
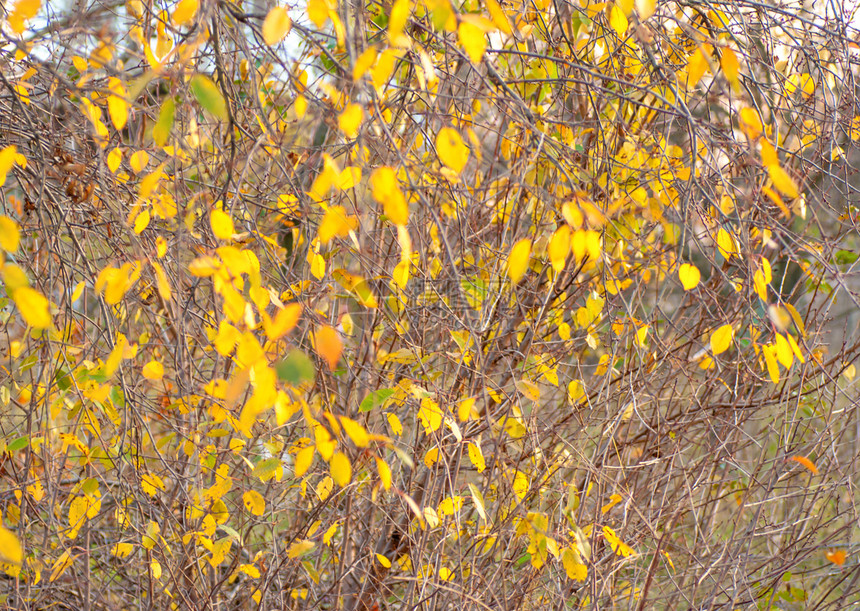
[315,326,343,370]
[826,549,846,566]
[789,455,818,474]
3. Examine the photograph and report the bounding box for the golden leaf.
[142,360,164,381]
[13,287,52,329]
[678,263,700,290]
[172,0,198,25]
[506,239,531,283]
[262,6,291,45]
[768,164,799,199]
[458,22,486,63]
[436,127,470,173]
[710,324,734,355]
[243,490,266,516]
[338,103,363,139]
[330,451,352,486]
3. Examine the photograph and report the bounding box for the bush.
[1,0,860,608]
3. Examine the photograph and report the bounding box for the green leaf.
[55,367,72,391]
[20,353,37,372]
[359,388,395,412]
[217,524,242,544]
[252,457,282,482]
[152,97,176,146]
[7,436,28,451]
[190,75,227,120]
[835,250,859,265]
[276,349,316,385]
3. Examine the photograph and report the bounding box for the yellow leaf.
[0,145,18,188]
[263,303,302,341]
[294,445,315,477]
[210,208,234,240]
[602,525,635,557]
[567,380,585,405]
[152,260,172,300]
[133,209,150,234]
[4,264,28,293]
[436,127,469,173]
[485,0,512,33]
[388,0,410,43]
[467,442,486,472]
[294,94,307,117]
[548,226,570,272]
[337,166,361,190]
[8,0,40,34]
[601,493,622,514]
[50,550,75,582]
[353,46,378,81]
[635,0,655,18]
[516,378,540,402]
[760,138,778,167]
[71,281,85,303]
[13,287,51,329]
[468,483,486,522]
[786,73,815,98]
[786,333,804,363]
[721,47,740,90]
[142,360,164,380]
[172,0,198,24]
[306,0,329,27]
[262,6,291,45]
[111,542,133,558]
[506,239,531,283]
[571,229,602,262]
[340,417,369,447]
[768,164,799,199]
[330,451,352,486]
[678,263,700,290]
[0,526,22,566]
[318,206,358,243]
[774,333,794,369]
[716,227,738,260]
[376,457,392,489]
[458,22,486,63]
[387,412,403,435]
[323,522,339,544]
[789,455,818,474]
[0,215,21,252]
[763,344,780,383]
[370,167,408,225]
[562,547,587,580]
[314,325,343,370]
[710,324,734,355]
[608,4,628,35]
[372,48,402,91]
[287,539,315,558]
[141,473,165,496]
[376,553,391,568]
[337,103,363,139]
[242,490,266,516]
[424,446,439,467]
[129,150,149,173]
[685,47,709,88]
[417,397,443,434]
[738,107,763,139]
[107,78,128,130]
[800,73,815,97]
[142,521,160,550]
